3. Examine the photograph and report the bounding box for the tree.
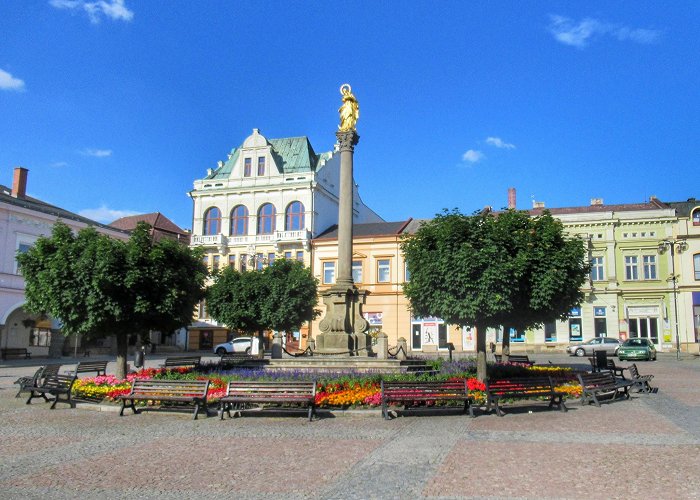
[207,258,318,350]
[401,209,588,381]
[18,222,207,379]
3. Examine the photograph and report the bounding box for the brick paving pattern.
[1,354,699,499]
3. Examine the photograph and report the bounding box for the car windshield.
[622,339,648,347]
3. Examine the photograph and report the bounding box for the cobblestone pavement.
[1,354,699,499]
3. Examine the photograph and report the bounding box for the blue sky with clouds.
[1,1,697,229]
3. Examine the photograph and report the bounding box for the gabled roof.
[315,220,412,240]
[205,136,321,180]
[109,212,189,243]
[0,183,129,234]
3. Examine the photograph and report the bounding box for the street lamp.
[658,239,688,360]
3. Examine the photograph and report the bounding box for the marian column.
[315,84,371,355]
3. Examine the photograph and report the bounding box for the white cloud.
[486,137,516,150]
[49,0,134,24]
[548,15,661,48]
[81,148,113,157]
[79,204,139,223]
[0,68,26,91]
[462,150,485,163]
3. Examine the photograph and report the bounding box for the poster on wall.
[462,326,475,352]
[422,322,438,345]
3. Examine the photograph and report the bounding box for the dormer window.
[244,158,252,177]
[693,208,700,226]
[257,157,266,176]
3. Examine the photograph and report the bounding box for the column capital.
[335,130,359,152]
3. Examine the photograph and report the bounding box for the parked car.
[566,337,621,357]
[617,338,657,361]
[213,336,261,355]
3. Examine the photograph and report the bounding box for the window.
[244,158,252,177]
[203,207,221,235]
[230,205,249,236]
[29,328,52,347]
[643,255,657,280]
[693,209,700,226]
[544,321,557,342]
[267,252,275,265]
[625,256,639,280]
[15,242,32,274]
[509,327,525,343]
[257,157,265,176]
[323,261,335,284]
[285,201,305,231]
[296,251,304,262]
[256,253,265,271]
[202,255,209,268]
[240,254,247,272]
[212,255,220,272]
[228,255,236,268]
[284,251,292,260]
[695,254,700,280]
[590,256,604,281]
[404,262,410,282]
[257,203,276,234]
[352,261,363,283]
[377,259,390,283]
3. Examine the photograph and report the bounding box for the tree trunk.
[476,323,487,382]
[258,329,266,358]
[115,332,128,380]
[501,324,511,362]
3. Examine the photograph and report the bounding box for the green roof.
[205,136,321,180]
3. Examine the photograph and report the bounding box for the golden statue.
[338,84,359,132]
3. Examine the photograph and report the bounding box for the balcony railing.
[192,230,310,247]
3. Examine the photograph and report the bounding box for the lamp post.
[658,239,688,360]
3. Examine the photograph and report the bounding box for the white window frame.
[377,258,391,283]
[323,261,336,284]
[642,255,657,280]
[590,256,604,281]
[625,255,639,281]
[352,260,363,283]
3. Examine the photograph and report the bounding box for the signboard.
[462,326,475,351]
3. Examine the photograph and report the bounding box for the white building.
[0,167,129,358]
[187,129,383,350]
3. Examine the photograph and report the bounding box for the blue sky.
[1,1,697,230]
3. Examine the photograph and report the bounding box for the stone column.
[314,131,371,355]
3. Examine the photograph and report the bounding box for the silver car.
[566,337,620,357]
[213,336,261,356]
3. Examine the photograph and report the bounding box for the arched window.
[694,253,700,281]
[230,205,249,236]
[257,203,276,235]
[692,208,700,226]
[203,207,221,235]
[285,201,305,231]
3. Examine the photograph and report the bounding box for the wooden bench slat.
[381,380,473,420]
[117,379,210,419]
[485,377,567,417]
[219,381,316,421]
[25,373,77,409]
[1,347,31,360]
[578,372,634,407]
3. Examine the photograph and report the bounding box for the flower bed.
[71,360,583,408]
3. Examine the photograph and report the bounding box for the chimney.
[590,198,604,206]
[507,187,516,209]
[532,200,545,209]
[12,167,28,198]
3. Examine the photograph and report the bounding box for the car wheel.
[575,348,586,357]
[614,347,619,357]
[216,347,227,356]
[245,347,251,355]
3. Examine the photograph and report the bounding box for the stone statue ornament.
[338,84,359,132]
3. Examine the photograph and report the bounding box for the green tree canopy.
[207,258,318,348]
[401,208,588,380]
[18,222,208,378]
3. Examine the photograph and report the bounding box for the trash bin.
[134,347,145,369]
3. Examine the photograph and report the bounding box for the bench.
[628,363,655,393]
[14,363,61,398]
[219,352,256,366]
[218,381,317,421]
[380,380,474,420]
[493,354,535,366]
[71,360,108,376]
[577,372,634,407]
[25,374,77,409]
[1,347,31,360]
[161,356,201,370]
[485,377,567,417]
[117,379,210,420]
[588,357,629,379]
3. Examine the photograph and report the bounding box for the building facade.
[310,198,700,355]
[188,129,383,350]
[0,167,130,357]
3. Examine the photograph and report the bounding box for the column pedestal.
[315,285,372,356]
